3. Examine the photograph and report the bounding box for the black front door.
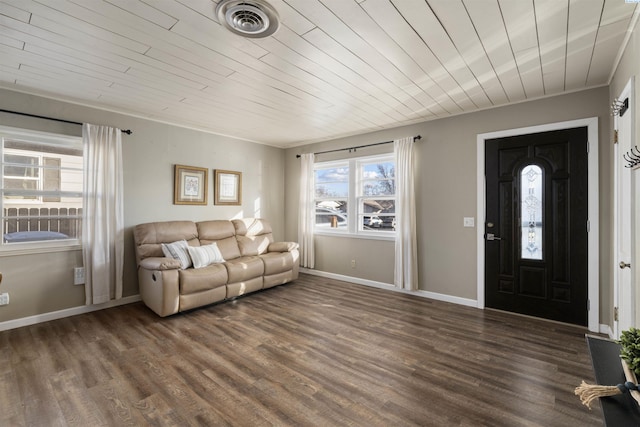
[485,127,589,326]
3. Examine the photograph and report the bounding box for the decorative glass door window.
[521,165,543,260]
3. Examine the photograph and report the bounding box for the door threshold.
[485,307,589,331]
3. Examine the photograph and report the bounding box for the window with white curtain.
[0,125,83,250]
[314,154,396,239]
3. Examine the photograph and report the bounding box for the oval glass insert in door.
[521,164,543,260]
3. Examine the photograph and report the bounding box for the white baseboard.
[0,295,141,332]
[300,268,478,308]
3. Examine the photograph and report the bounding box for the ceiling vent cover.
[216,0,280,38]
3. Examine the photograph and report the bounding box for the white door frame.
[614,77,636,338]
[476,118,600,332]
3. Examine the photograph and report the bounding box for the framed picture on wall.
[214,169,242,205]
[174,164,208,205]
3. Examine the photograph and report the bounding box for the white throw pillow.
[161,239,192,270]
[187,243,225,269]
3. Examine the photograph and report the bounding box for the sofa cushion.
[161,240,192,269]
[179,263,228,294]
[139,257,182,270]
[197,220,241,260]
[187,242,225,269]
[236,235,261,256]
[197,220,235,240]
[232,218,272,236]
[233,218,273,255]
[227,276,263,298]
[231,218,273,256]
[135,221,198,245]
[224,256,264,283]
[261,252,295,275]
[268,241,298,252]
[134,221,199,264]
[214,236,241,260]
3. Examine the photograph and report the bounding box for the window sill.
[314,230,395,242]
[0,242,82,257]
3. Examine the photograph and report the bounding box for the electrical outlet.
[351,259,356,268]
[74,267,85,285]
[0,292,9,306]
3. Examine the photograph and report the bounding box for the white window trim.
[314,153,396,240]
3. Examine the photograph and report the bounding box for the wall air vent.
[216,0,280,38]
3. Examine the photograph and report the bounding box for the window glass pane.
[315,201,347,230]
[362,162,395,180]
[3,197,83,243]
[3,178,38,193]
[315,166,349,198]
[362,199,395,214]
[361,215,395,230]
[362,162,395,196]
[361,198,395,231]
[521,165,543,260]
[363,180,395,196]
[4,154,40,178]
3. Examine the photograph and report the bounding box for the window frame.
[0,125,83,254]
[314,153,396,241]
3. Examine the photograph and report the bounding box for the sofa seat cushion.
[224,256,264,283]
[179,263,228,295]
[261,252,295,275]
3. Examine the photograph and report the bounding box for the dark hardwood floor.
[0,273,602,426]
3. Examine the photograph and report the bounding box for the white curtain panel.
[298,153,315,268]
[394,137,418,290]
[82,124,124,305]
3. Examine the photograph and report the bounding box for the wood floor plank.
[48,369,107,426]
[0,274,602,426]
[0,370,26,425]
[87,380,149,427]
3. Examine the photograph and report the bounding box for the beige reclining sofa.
[133,218,299,317]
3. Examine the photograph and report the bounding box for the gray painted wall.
[285,87,612,323]
[0,88,285,322]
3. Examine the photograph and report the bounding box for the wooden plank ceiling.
[0,0,637,147]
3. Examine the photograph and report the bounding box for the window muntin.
[1,127,83,249]
[520,164,543,260]
[314,155,395,237]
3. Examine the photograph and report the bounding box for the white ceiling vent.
[216,0,280,38]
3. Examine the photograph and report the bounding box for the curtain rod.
[0,109,133,135]
[296,135,421,158]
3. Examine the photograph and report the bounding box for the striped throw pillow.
[187,242,225,269]
[161,239,192,270]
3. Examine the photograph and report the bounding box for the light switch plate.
[463,217,475,228]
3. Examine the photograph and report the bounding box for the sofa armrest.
[268,241,299,253]
[139,257,181,270]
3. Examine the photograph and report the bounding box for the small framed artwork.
[174,164,208,205]
[214,169,242,205]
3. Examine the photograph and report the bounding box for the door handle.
[486,233,502,241]
[620,261,631,269]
